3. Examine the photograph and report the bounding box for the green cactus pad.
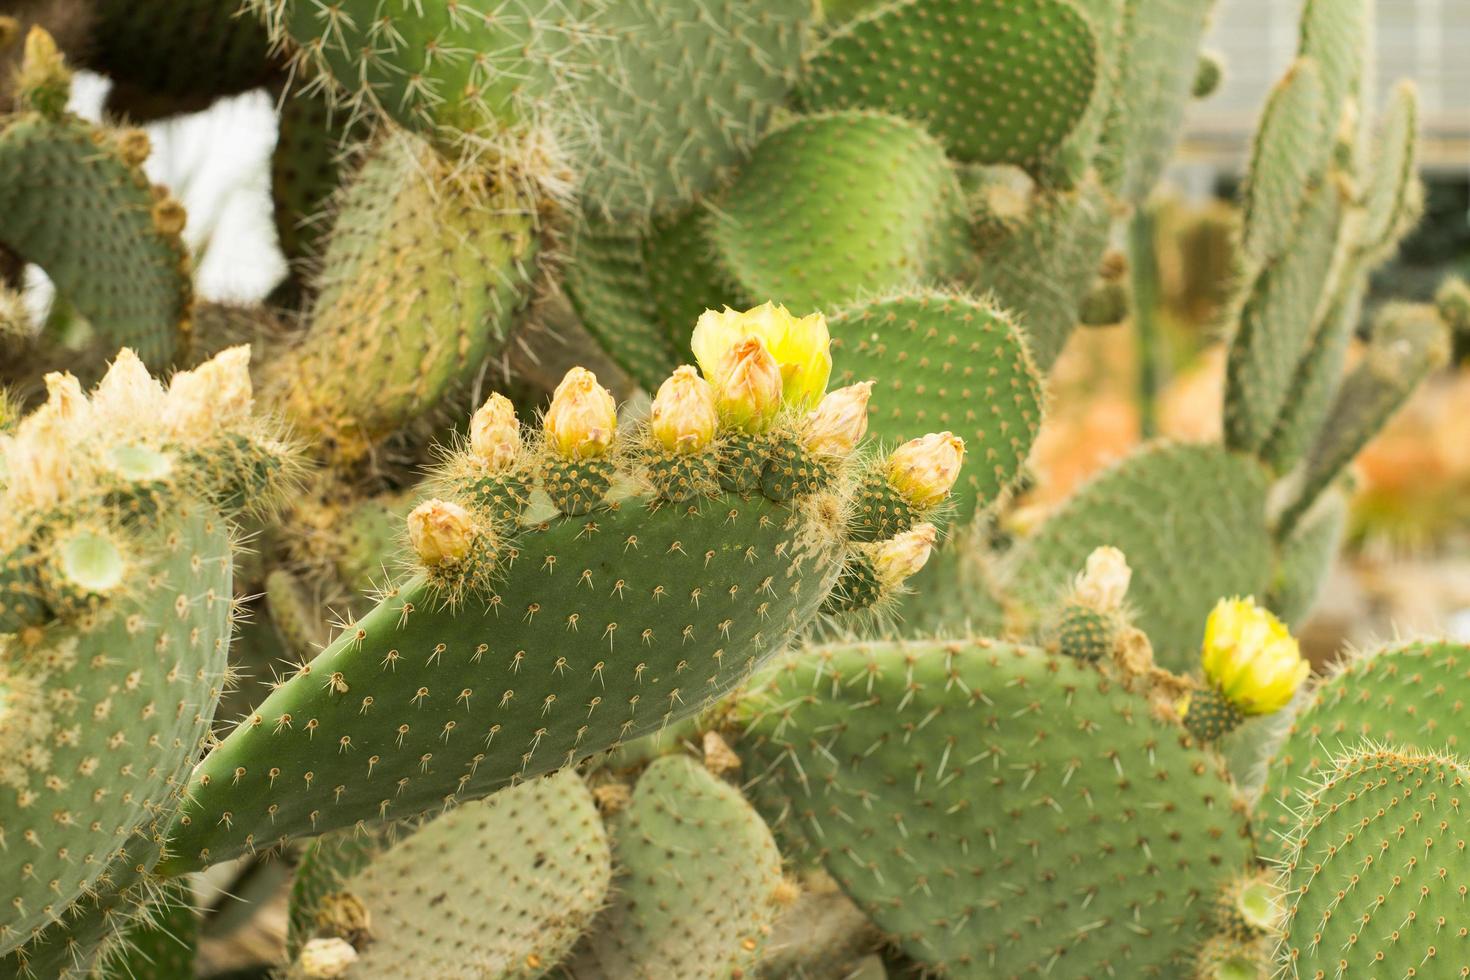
[968,174,1113,369]
[1237,58,1330,267]
[641,205,746,357]
[0,509,231,955]
[1182,684,1244,744]
[827,292,1043,521]
[1357,80,1422,260]
[567,755,784,979]
[1276,747,1470,978]
[1224,179,1344,457]
[161,484,847,872]
[711,112,971,315]
[1266,489,1346,630]
[91,0,276,121]
[271,87,359,270]
[1297,0,1370,133]
[566,0,808,220]
[266,134,538,465]
[737,638,1255,978]
[292,770,610,978]
[1258,640,1470,844]
[798,0,1099,169]
[1278,302,1449,533]
[0,113,192,366]
[1005,443,1272,671]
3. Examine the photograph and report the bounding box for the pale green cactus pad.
[1236,58,1330,267]
[798,0,1100,170]
[737,638,1255,978]
[566,755,784,979]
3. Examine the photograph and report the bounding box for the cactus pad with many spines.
[798,0,1099,171]
[711,111,971,314]
[1258,640,1470,844]
[1005,443,1272,671]
[826,291,1041,521]
[1236,58,1330,267]
[1275,747,1470,978]
[291,770,610,978]
[737,638,1255,978]
[566,754,783,979]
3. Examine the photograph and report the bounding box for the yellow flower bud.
[803,381,872,455]
[469,393,521,471]
[650,366,719,454]
[1073,546,1131,612]
[886,432,966,507]
[1200,597,1307,716]
[711,336,783,432]
[407,499,475,566]
[873,522,938,586]
[544,367,617,459]
[691,302,832,409]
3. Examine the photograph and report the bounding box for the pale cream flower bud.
[298,937,358,978]
[165,346,253,438]
[1074,546,1131,612]
[873,523,938,586]
[544,367,617,459]
[407,499,475,566]
[887,432,966,507]
[713,336,783,432]
[650,366,718,454]
[469,393,521,471]
[803,381,872,455]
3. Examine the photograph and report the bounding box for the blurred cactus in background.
[0,1,1465,978]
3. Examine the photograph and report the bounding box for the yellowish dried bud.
[115,128,151,168]
[17,26,71,116]
[469,393,521,471]
[691,302,832,409]
[711,336,783,432]
[887,432,966,507]
[298,937,358,979]
[873,523,938,587]
[407,499,475,567]
[803,381,872,455]
[0,17,20,49]
[702,730,741,776]
[165,346,252,438]
[1073,546,1131,612]
[544,367,617,459]
[650,366,718,454]
[42,371,85,422]
[151,195,187,237]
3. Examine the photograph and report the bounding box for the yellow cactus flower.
[407,499,475,566]
[803,381,872,455]
[873,523,938,586]
[1200,597,1307,715]
[650,366,719,454]
[887,432,966,507]
[544,367,617,459]
[691,302,832,408]
[469,393,521,471]
[710,336,783,432]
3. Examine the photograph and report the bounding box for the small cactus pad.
[265,134,538,464]
[292,770,611,978]
[1005,443,1272,671]
[1259,640,1470,843]
[827,292,1042,522]
[1358,80,1423,260]
[162,467,849,871]
[1056,601,1119,661]
[711,111,971,314]
[1276,747,1470,978]
[1297,0,1370,131]
[1237,58,1330,267]
[565,0,808,220]
[566,755,784,979]
[0,113,191,366]
[737,638,1255,978]
[0,510,232,953]
[798,0,1099,169]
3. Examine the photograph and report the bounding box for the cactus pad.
[711,111,971,314]
[1237,58,1329,267]
[827,291,1043,521]
[1358,80,1422,260]
[798,0,1099,170]
[737,638,1255,978]
[566,755,783,979]
[1005,443,1272,671]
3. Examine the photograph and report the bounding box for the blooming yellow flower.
[803,381,872,455]
[691,302,832,409]
[887,432,966,507]
[1200,597,1307,715]
[650,366,719,454]
[544,367,617,459]
[469,393,521,471]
